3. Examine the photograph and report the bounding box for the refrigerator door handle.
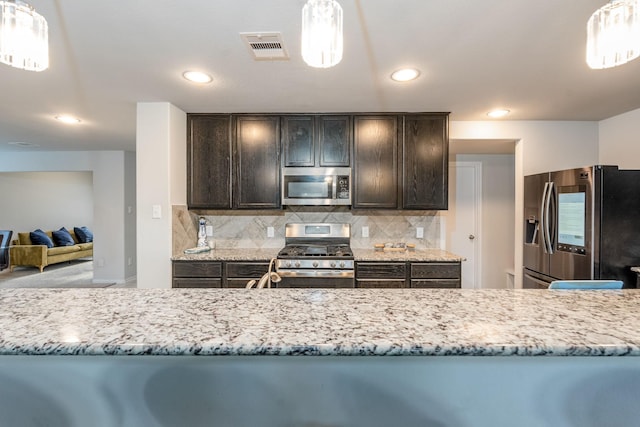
[540,182,550,253]
[547,181,555,253]
[543,181,554,254]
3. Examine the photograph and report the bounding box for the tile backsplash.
[173,205,444,255]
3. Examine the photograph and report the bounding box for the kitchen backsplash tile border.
[172,205,443,255]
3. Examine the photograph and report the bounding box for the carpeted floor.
[0,260,130,288]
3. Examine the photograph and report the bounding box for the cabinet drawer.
[410,279,460,289]
[173,278,222,288]
[411,263,460,279]
[225,278,255,288]
[356,262,406,279]
[356,279,406,289]
[225,262,270,278]
[173,261,222,278]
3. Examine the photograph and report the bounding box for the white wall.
[451,121,599,175]
[0,151,133,283]
[451,154,516,289]
[0,172,93,239]
[136,103,186,289]
[599,107,640,168]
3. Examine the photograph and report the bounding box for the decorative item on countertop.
[183,246,210,254]
[196,216,209,248]
[374,243,416,252]
[184,217,212,253]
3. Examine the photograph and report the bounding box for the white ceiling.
[2,0,640,153]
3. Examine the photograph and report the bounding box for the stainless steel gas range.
[275,223,355,288]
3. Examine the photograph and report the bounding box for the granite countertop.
[173,248,463,262]
[172,248,280,261]
[352,248,463,262]
[631,267,640,273]
[1,288,639,357]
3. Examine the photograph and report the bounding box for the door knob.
[469,234,475,240]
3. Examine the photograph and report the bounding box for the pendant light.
[587,0,640,69]
[301,0,343,68]
[0,0,48,71]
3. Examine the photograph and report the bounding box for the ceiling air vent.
[240,32,289,61]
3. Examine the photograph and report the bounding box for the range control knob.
[339,261,345,268]
[330,261,337,268]
[295,261,301,268]
[313,261,319,268]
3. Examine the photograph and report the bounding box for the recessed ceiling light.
[182,71,213,84]
[391,68,420,82]
[487,109,510,118]
[55,115,81,124]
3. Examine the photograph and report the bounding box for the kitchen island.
[1,288,639,426]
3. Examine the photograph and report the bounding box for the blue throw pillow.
[30,229,54,248]
[74,226,93,243]
[52,227,75,246]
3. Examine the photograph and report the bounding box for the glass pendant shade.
[587,0,640,69]
[301,0,343,68]
[0,0,48,71]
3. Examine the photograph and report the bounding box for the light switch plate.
[416,227,424,239]
[267,226,275,238]
[152,204,162,219]
[362,226,369,238]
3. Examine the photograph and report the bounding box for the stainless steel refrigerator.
[523,165,640,288]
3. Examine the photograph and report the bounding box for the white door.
[447,162,482,289]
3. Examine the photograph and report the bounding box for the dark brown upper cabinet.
[187,114,232,209]
[187,112,447,211]
[352,113,449,210]
[282,115,351,167]
[402,114,449,210]
[352,115,399,209]
[234,115,281,209]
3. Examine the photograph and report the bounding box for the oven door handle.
[276,270,355,278]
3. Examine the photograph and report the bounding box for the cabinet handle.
[468,234,475,240]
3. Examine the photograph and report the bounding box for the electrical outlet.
[267,226,275,238]
[152,204,162,219]
[206,225,213,236]
[362,226,369,238]
[416,227,424,239]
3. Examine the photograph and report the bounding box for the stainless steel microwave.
[282,167,351,206]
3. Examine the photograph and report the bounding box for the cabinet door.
[187,115,231,209]
[282,116,315,167]
[353,116,399,209]
[234,116,281,209]
[410,262,461,288]
[224,261,270,288]
[356,262,407,288]
[173,278,223,288]
[402,114,449,210]
[172,261,223,288]
[318,115,351,167]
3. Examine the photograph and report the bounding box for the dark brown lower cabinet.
[410,262,461,288]
[225,261,270,288]
[356,261,461,288]
[172,261,223,288]
[356,262,407,288]
[173,260,461,289]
